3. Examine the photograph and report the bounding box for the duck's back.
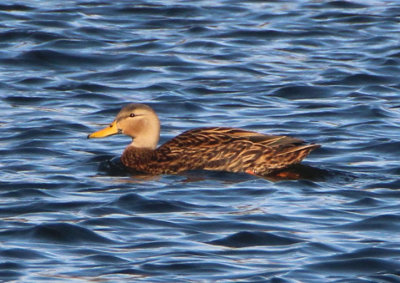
[150,127,319,175]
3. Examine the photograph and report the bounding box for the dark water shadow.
[261,164,354,183]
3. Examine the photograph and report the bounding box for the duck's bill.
[87,121,119,138]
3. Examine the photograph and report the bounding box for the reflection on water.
[1,1,400,282]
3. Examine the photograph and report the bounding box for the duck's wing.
[160,127,304,148]
[153,127,319,174]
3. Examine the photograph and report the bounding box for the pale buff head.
[88,103,160,149]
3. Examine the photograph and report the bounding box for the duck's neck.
[130,118,160,150]
[130,134,159,149]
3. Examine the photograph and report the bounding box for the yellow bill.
[88,121,119,138]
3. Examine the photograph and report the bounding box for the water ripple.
[1,0,400,282]
[209,231,302,248]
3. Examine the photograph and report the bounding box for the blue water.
[1,0,400,282]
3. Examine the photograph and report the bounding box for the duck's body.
[88,104,319,176]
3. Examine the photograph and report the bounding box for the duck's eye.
[129,113,136,118]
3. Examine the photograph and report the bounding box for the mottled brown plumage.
[88,103,320,176]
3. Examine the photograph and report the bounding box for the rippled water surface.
[1,0,400,282]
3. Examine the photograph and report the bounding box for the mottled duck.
[88,103,320,176]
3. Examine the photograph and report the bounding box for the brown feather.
[121,127,319,175]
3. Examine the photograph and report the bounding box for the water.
[1,0,400,282]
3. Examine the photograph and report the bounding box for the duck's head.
[88,103,160,149]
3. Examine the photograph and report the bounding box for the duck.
[88,103,320,176]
